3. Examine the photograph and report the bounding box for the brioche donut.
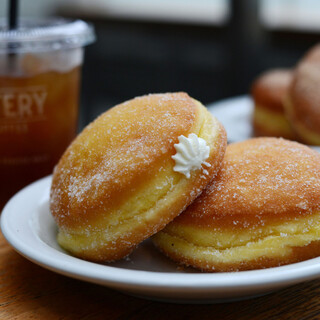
[152,138,320,272]
[285,44,320,145]
[251,69,294,139]
[50,92,227,262]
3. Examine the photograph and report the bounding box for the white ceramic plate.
[207,95,254,143]
[207,95,320,153]
[2,175,320,304]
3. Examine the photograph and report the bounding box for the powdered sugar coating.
[252,69,293,112]
[50,92,227,261]
[288,44,320,134]
[176,138,320,228]
[50,92,198,228]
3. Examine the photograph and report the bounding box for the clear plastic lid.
[0,18,95,54]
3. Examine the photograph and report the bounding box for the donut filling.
[253,104,293,138]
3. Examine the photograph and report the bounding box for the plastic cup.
[0,18,95,209]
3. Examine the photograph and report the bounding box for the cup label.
[0,86,47,128]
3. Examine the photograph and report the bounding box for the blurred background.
[1,0,319,129]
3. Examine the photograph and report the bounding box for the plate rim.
[2,175,320,293]
[206,94,252,111]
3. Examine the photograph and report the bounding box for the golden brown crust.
[286,44,320,143]
[179,138,320,225]
[51,92,196,229]
[251,69,293,112]
[288,67,320,135]
[50,92,227,261]
[153,138,320,272]
[297,44,320,66]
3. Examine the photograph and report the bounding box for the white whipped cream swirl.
[172,133,211,178]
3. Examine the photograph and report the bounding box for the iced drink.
[0,19,95,209]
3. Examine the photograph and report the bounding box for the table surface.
[1,231,320,319]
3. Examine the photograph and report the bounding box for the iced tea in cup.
[0,18,95,209]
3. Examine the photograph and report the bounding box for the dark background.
[58,0,320,129]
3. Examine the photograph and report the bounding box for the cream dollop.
[172,133,211,178]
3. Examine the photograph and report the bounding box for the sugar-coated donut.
[285,44,320,145]
[152,138,320,272]
[50,92,227,262]
[251,69,294,139]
